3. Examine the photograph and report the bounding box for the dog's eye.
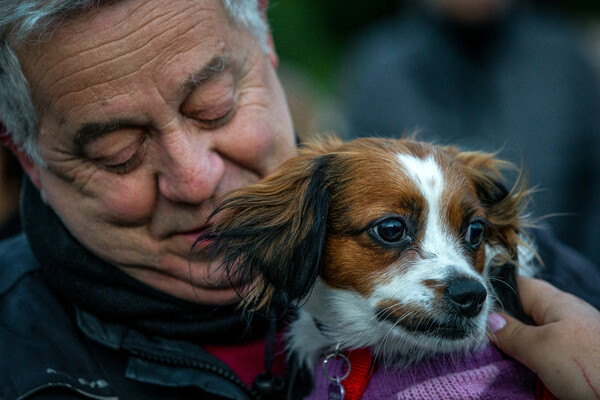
[374,218,406,243]
[466,220,485,248]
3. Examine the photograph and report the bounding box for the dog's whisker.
[488,291,506,313]
[488,276,518,296]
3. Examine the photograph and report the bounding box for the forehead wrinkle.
[44,21,194,98]
[27,1,217,105]
[22,3,236,146]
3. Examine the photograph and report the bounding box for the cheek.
[322,235,402,296]
[39,166,156,226]
[224,115,288,173]
[98,178,156,223]
[217,60,295,177]
[247,111,296,176]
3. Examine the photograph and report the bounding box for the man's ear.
[12,147,42,190]
[258,0,279,68]
[266,31,278,68]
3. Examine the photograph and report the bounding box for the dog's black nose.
[446,278,487,318]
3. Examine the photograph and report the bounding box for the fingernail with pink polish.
[488,312,506,333]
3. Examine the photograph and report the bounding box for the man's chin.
[121,264,250,305]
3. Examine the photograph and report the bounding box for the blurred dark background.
[269,0,600,91]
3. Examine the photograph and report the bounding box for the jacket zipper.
[127,347,262,400]
[16,383,119,400]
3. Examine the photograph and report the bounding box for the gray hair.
[0,0,269,166]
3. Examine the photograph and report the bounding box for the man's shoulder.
[0,234,117,399]
[0,232,40,295]
[0,231,72,350]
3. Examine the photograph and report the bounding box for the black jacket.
[0,234,275,400]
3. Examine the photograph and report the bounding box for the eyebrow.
[179,55,231,97]
[72,118,135,151]
[72,56,233,151]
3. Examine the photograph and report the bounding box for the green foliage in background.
[267,0,401,89]
[267,0,600,90]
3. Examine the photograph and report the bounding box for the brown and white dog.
[199,136,534,371]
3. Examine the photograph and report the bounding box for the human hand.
[488,276,600,400]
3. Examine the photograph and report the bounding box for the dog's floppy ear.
[196,139,341,309]
[452,149,533,321]
[453,150,530,257]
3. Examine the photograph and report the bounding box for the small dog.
[200,137,534,374]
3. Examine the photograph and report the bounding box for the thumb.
[487,312,545,373]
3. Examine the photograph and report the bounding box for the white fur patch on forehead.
[396,154,444,202]
[396,153,469,271]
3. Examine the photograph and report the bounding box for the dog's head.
[199,137,531,361]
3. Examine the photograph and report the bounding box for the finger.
[514,276,572,325]
[488,312,548,373]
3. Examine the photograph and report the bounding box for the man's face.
[15,0,296,304]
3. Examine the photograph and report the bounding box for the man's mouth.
[177,225,213,247]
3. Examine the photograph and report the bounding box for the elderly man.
[0,1,298,399]
[1,1,600,399]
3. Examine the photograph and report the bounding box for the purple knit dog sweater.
[306,343,536,399]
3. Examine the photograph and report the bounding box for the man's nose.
[156,131,223,204]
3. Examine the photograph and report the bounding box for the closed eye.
[84,128,147,174]
[194,105,236,129]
